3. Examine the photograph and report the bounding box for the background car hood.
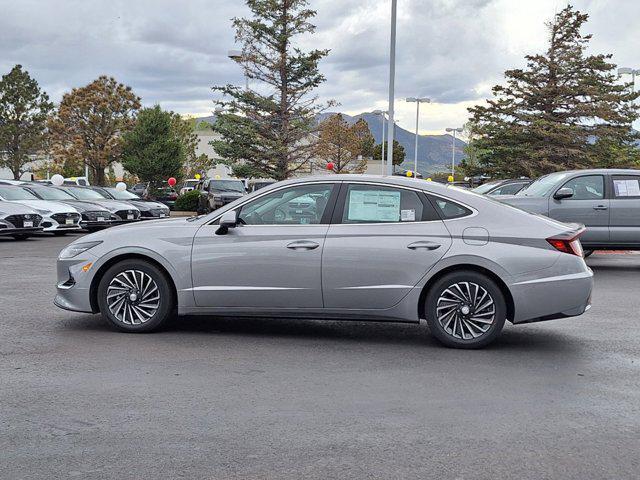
[94,200,141,213]
[58,200,111,213]
[493,195,549,215]
[10,200,79,214]
[124,199,168,211]
[0,201,40,216]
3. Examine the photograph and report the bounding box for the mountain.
[194,111,467,174]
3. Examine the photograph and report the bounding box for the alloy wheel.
[106,270,160,325]
[436,282,496,340]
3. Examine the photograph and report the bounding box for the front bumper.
[54,254,98,313]
[0,227,44,236]
[41,214,82,232]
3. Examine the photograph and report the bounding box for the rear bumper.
[509,258,593,324]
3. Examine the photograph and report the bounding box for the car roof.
[547,168,640,175]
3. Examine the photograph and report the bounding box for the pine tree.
[373,140,405,167]
[0,65,53,179]
[466,5,640,178]
[211,0,334,181]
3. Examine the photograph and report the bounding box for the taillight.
[547,230,585,257]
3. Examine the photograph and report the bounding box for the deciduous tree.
[0,65,53,179]
[48,76,140,185]
[211,0,334,181]
[466,5,640,178]
[316,114,374,173]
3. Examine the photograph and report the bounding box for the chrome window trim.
[205,179,478,226]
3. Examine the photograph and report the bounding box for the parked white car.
[0,201,44,240]
[0,186,81,234]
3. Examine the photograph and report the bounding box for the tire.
[425,270,506,349]
[583,249,594,258]
[12,234,30,240]
[97,260,174,333]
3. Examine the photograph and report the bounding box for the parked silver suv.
[496,169,640,253]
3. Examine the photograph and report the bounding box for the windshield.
[104,188,140,200]
[517,172,572,197]
[28,186,75,201]
[183,180,199,187]
[472,181,501,194]
[64,187,107,200]
[0,186,39,200]
[209,180,245,193]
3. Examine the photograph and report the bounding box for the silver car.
[54,175,593,349]
[496,168,640,254]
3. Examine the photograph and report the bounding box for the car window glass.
[341,185,426,223]
[0,186,39,200]
[489,183,526,196]
[239,184,334,225]
[65,188,107,200]
[472,181,500,194]
[561,175,604,200]
[27,187,75,200]
[431,196,472,220]
[612,176,640,198]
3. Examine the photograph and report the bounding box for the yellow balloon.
[406,170,413,177]
[215,175,221,179]
[426,177,432,182]
[447,175,454,182]
[194,173,201,180]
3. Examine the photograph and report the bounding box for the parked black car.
[197,178,246,214]
[472,178,531,196]
[90,187,171,219]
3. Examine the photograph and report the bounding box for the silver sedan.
[54,175,593,348]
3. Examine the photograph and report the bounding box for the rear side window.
[612,175,640,198]
[429,196,472,220]
[340,184,438,223]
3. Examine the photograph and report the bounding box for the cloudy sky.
[1,0,639,135]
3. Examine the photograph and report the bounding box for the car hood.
[58,200,111,213]
[122,199,168,211]
[0,201,40,216]
[8,200,79,214]
[493,194,549,215]
[92,200,141,213]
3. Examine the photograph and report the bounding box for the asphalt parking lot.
[1,233,639,480]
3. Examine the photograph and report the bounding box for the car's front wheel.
[97,260,174,332]
[12,234,30,240]
[425,270,506,349]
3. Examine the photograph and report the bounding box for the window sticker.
[614,179,640,197]
[401,209,415,222]
[347,190,400,222]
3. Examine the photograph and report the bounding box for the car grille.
[4,214,43,228]
[82,211,111,222]
[140,208,168,218]
[51,213,81,226]
[115,209,140,221]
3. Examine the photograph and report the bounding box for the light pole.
[228,49,249,90]
[406,97,431,175]
[385,0,398,176]
[445,127,463,179]
[618,67,640,92]
[372,110,388,174]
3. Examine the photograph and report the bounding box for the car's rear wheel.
[425,271,506,349]
[97,260,174,333]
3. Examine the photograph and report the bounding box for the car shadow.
[60,313,582,354]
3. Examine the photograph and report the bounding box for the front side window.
[560,175,604,200]
[238,184,334,225]
[612,175,640,198]
[341,184,433,223]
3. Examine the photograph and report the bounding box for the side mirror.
[216,210,238,235]
[554,187,574,200]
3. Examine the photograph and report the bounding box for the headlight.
[59,241,103,259]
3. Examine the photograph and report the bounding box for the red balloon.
[168,177,177,186]
[326,162,335,171]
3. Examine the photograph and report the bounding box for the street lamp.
[445,127,463,179]
[228,49,249,90]
[385,0,398,176]
[372,110,388,175]
[618,67,640,92]
[406,97,431,175]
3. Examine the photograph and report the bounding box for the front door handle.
[593,205,608,211]
[286,240,320,250]
[407,241,441,250]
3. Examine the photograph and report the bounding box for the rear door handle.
[286,240,320,250]
[593,205,608,210]
[407,241,441,250]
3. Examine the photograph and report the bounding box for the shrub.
[175,190,200,212]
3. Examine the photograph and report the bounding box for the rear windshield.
[472,181,501,194]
